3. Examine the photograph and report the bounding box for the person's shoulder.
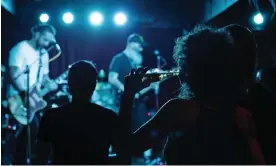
[236,105,252,117]
[42,104,69,118]
[41,49,49,57]
[113,52,126,60]
[163,98,182,106]
[159,98,199,122]
[92,103,118,118]
[163,98,198,109]
[10,41,28,53]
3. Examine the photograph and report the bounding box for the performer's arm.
[9,67,27,91]
[109,56,124,91]
[41,54,58,91]
[9,46,27,91]
[41,74,58,92]
[108,72,124,92]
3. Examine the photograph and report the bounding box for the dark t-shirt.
[109,53,134,84]
[37,102,121,165]
[109,53,148,130]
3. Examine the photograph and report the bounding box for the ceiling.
[14,0,206,29]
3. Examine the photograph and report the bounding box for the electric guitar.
[8,70,68,125]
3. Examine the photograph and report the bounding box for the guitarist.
[7,24,58,164]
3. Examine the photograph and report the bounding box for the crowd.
[32,23,275,165]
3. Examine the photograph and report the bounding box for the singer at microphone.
[7,23,59,164]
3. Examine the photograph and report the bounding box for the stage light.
[39,13,49,23]
[253,13,264,25]
[89,12,104,26]
[63,12,74,24]
[114,12,127,26]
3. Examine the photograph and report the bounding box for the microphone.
[51,38,61,51]
[47,42,61,52]
[154,49,167,69]
[154,49,166,62]
[51,41,61,51]
[55,43,61,51]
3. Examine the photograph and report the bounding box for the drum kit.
[91,82,118,112]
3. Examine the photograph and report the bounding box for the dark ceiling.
[14,0,206,29]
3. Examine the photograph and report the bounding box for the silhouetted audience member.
[226,24,276,165]
[222,24,268,164]
[119,25,265,164]
[35,60,122,165]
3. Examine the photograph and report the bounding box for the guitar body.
[8,86,47,125]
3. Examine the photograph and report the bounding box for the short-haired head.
[68,60,98,101]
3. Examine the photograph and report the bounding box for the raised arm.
[108,72,124,92]
[132,99,177,154]
[118,68,184,162]
[120,81,180,152]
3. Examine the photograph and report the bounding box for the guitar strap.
[36,49,43,83]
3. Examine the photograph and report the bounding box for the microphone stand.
[153,50,167,109]
[14,65,32,164]
[25,65,32,164]
[155,55,161,109]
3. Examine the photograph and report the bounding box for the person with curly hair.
[119,24,265,164]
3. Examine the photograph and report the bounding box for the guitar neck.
[55,70,69,84]
[39,70,69,97]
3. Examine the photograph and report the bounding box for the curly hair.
[173,24,239,101]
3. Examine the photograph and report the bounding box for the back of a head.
[68,60,98,101]
[222,24,257,82]
[173,24,239,101]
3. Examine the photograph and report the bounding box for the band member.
[109,33,149,130]
[8,24,58,164]
[109,34,145,92]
